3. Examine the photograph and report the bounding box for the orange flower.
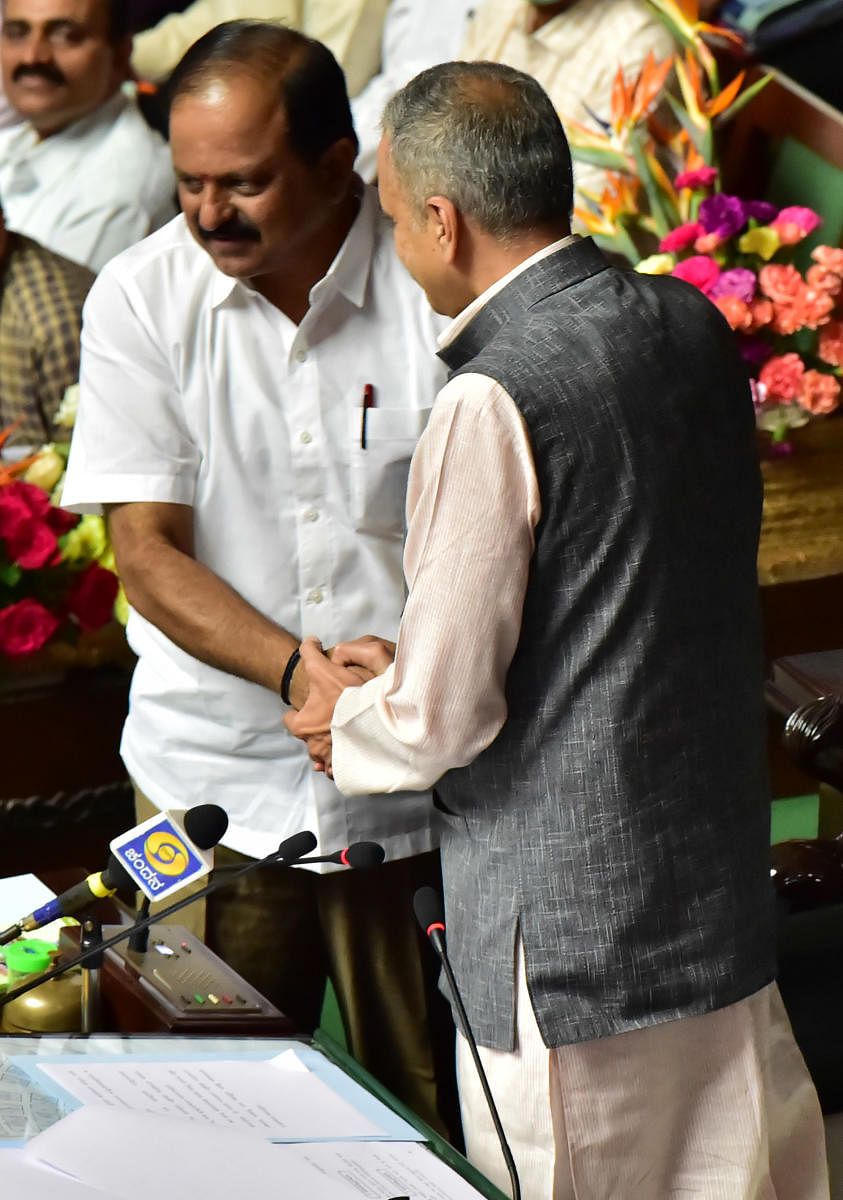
[818,319,843,367]
[714,295,752,330]
[770,304,804,336]
[798,370,841,415]
[747,298,774,333]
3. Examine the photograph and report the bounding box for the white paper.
[287,1141,490,1199]
[0,1148,115,1199]
[38,1058,388,1139]
[24,1107,364,1200]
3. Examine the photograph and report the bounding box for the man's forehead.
[2,0,107,27]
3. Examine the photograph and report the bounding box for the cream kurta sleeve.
[331,374,541,796]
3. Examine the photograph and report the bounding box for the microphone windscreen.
[413,885,445,933]
[277,830,318,862]
[183,803,229,849]
[101,854,137,894]
[344,841,386,869]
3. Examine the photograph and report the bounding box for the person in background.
[0,197,93,443]
[351,0,477,181]
[0,12,22,127]
[61,21,459,1142]
[285,61,829,1199]
[0,0,176,272]
[460,0,675,202]
[129,0,389,99]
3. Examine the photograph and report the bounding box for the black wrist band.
[280,647,301,706]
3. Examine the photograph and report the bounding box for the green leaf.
[665,93,711,159]
[628,128,672,239]
[569,144,635,172]
[0,560,21,588]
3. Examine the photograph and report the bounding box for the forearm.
[108,504,298,695]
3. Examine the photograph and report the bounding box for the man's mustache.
[13,63,66,86]
[197,218,261,243]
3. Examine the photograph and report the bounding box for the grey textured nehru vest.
[434,237,776,1051]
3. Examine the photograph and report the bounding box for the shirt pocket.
[348,405,432,538]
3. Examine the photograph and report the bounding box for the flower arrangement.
[568,0,842,444]
[0,389,125,670]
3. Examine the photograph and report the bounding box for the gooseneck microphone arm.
[413,886,521,1200]
[0,830,318,1010]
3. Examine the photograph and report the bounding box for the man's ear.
[318,138,358,202]
[425,195,459,264]
[112,36,134,84]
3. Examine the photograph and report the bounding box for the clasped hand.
[283,635,395,776]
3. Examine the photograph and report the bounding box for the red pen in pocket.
[360,382,375,449]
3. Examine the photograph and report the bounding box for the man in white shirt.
[0,0,175,271]
[130,0,390,98]
[62,21,458,1140]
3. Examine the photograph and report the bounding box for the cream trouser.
[458,942,829,1199]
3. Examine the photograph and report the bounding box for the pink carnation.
[770,304,804,337]
[674,166,718,190]
[659,222,703,253]
[795,287,835,330]
[759,264,804,305]
[811,245,843,275]
[806,265,843,296]
[770,206,822,244]
[798,370,841,415]
[759,353,805,402]
[671,255,721,295]
[818,320,843,367]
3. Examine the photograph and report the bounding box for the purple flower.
[709,268,757,304]
[698,193,747,239]
[744,200,779,224]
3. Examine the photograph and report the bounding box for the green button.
[193,994,205,1004]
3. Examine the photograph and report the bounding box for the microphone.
[0,829,319,1010]
[108,803,229,903]
[297,841,386,868]
[414,886,521,1200]
[0,804,229,947]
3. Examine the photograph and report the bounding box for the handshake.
[283,635,396,776]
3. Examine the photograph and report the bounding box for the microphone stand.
[0,832,317,1012]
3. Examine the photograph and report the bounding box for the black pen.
[360,382,375,449]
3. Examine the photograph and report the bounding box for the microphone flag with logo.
[109,807,224,902]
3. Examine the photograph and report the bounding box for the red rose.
[0,598,60,657]
[47,506,79,536]
[66,564,119,631]
[2,481,50,518]
[5,519,60,569]
[0,490,33,543]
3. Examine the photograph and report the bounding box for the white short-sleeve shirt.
[62,186,448,860]
[0,90,176,272]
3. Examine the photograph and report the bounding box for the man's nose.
[19,32,55,65]
[198,187,234,231]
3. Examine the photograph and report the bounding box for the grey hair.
[381,61,573,239]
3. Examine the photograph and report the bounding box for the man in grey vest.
[285,62,828,1199]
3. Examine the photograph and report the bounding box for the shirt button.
[303,507,318,522]
[299,430,312,444]
[307,588,323,604]
[295,348,307,363]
